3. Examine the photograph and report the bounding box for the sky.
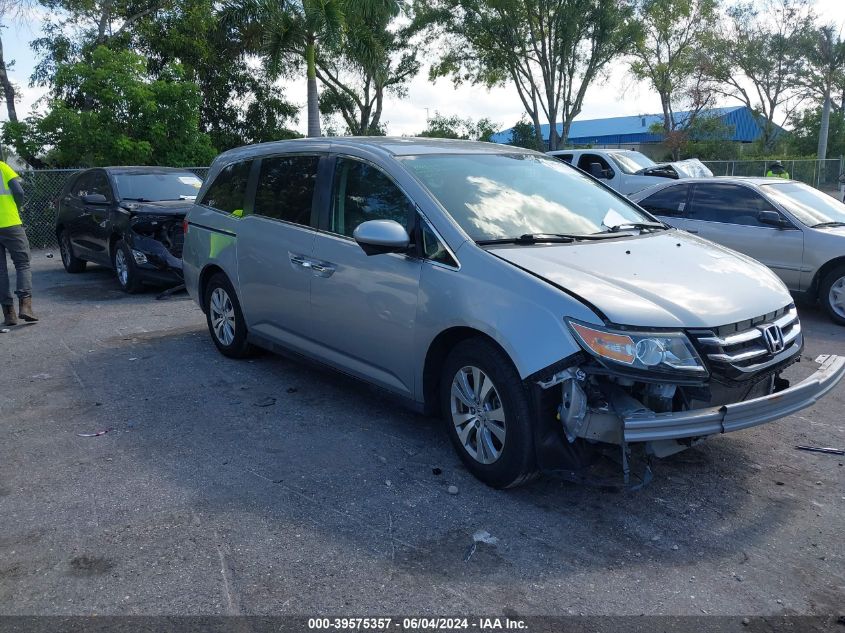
[1,0,843,136]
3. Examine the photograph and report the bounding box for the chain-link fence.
[14,159,845,249]
[18,167,210,249]
[702,158,845,195]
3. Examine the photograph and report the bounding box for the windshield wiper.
[477,233,577,245]
[602,222,667,233]
[812,221,845,228]
[121,197,154,202]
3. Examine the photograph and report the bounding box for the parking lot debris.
[77,428,113,437]
[796,445,845,456]
[286,387,298,394]
[0,328,9,334]
[431,467,442,476]
[156,284,186,300]
[45,252,54,258]
[464,530,499,562]
[447,485,459,495]
[253,396,276,407]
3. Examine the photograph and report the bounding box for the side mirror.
[353,219,410,256]
[758,210,788,228]
[82,193,109,205]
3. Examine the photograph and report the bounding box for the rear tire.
[440,338,538,488]
[58,230,86,273]
[820,265,845,326]
[113,240,144,294]
[204,272,256,358]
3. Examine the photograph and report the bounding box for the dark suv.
[55,167,203,292]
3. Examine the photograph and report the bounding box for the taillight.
[182,219,189,234]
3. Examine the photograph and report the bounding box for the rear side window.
[201,160,253,214]
[688,184,777,227]
[638,185,690,217]
[253,155,319,226]
[330,158,414,237]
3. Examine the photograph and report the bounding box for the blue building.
[490,105,782,157]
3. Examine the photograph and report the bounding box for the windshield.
[400,153,655,240]
[762,182,845,227]
[606,151,656,174]
[114,172,203,202]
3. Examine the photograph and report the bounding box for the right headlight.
[567,319,707,376]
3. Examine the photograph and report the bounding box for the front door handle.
[289,253,311,269]
[310,262,336,278]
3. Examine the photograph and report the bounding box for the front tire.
[820,265,845,325]
[440,338,538,488]
[204,272,255,358]
[113,240,143,294]
[58,230,86,273]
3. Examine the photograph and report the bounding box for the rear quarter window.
[201,160,253,214]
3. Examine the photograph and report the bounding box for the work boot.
[18,296,38,323]
[2,304,17,326]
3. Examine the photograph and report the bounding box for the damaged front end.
[124,213,186,284]
[531,305,845,485]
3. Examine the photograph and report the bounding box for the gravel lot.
[1,253,844,617]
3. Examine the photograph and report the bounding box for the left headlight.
[567,320,707,375]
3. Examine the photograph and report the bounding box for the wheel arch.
[421,326,515,417]
[811,257,845,299]
[197,264,228,313]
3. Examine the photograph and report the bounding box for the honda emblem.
[762,324,785,354]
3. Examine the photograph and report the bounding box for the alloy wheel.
[450,365,506,464]
[60,234,72,268]
[209,287,236,347]
[829,276,845,319]
[114,249,129,287]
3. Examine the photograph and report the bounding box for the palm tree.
[230,0,345,137]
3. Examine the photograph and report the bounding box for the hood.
[122,199,194,217]
[491,230,792,328]
[636,158,713,180]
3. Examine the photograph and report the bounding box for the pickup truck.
[547,148,712,195]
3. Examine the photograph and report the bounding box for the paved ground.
[1,253,844,617]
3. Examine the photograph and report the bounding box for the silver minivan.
[182,138,844,488]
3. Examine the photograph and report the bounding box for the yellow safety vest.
[0,161,22,229]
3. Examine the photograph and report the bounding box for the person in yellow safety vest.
[766,161,790,179]
[0,159,38,326]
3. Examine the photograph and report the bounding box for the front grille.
[688,304,802,383]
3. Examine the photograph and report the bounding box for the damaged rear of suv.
[55,167,203,292]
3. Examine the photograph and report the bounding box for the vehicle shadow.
[75,325,793,587]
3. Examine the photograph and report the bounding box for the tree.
[789,106,845,159]
[135,0,300,150]
[799,24,845,159]
[413,0,639,151]
[0,0,41,165]
[315,1,419,135]
[2,46,216,167]
[236,0,347,138]
[506,116,546,150]
[629,0,719,158]
[417,112,498,140]
[712,0,815,152]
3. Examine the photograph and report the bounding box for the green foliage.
[682,116,741,160]
[789,108,845,158]
[417,112,498,141]
[136,0,300,150]
[412,0,639,150]
[3,46,216,167]
[505,116,545,151]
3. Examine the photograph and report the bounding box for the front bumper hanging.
[623,354,845,443]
